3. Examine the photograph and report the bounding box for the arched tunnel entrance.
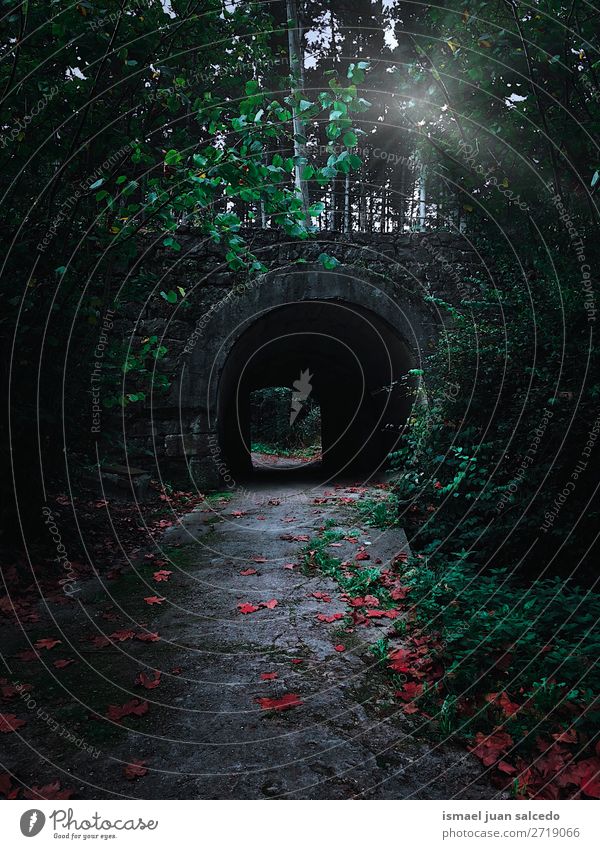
[217,300,415,480]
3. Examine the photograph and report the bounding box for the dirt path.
[1,473,502,800]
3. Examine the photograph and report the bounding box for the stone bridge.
[122,230,485,489]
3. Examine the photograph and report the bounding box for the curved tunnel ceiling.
[217,299,416,479]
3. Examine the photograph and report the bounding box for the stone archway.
[177,265,434,487]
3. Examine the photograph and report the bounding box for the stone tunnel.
[121,230,484,489]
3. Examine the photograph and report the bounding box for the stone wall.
[116,229,486,488]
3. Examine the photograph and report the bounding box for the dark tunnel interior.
[217,300,416,480]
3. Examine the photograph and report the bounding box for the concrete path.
[1,471,501,799]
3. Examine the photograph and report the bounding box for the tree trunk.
[286,0,310,221]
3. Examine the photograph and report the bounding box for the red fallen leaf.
[469,731,514,767]
[23,780,73,800]
[123,759,148,780]
[365,609,386,618]
[485,690,520,717]
[238,602,259,614]
[334,644,345,652]
[135,671,161,690]
[397,682,424,701]
[143,596,165,605]
[0,679,30,699]
[349,596,365,607]
[316,612,344,623]
[110,629,136,642]
[388,648,414,674]
[394,551,409,563]
[0,713,26,733]
[34,638,61,650]
[329,542,343,547]
[136,631,160,642]
[390,586,410,601]
[497,760,517,775]
[53,659,74,669]
[256,693,303,711]
[401,702,419,715]
[355,551,370,561]
[283,563,296,570]
[153,570,172,582]
[552,728,577,744]
[291,658,303,664]
[252,556,268,563]
[363,594,380,607]
[256,515,266,520]
[312,591,331,602]
[105,699,149,722]
[240,568,258,576]
[91,635,111,648]
[280,534,309,542]
[260,672,278,680]
[261,599,278,610]
[0,773,15,797]
[231,510,247,517]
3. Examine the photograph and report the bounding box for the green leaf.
[318,252,340,271]
[343,130,358,147]
[160,290,178,304]
[164,149,182,166]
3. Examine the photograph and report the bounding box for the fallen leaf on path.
[135,671,161,690]
[280,534,309,542]
[34,638,61,650]
[334,644,345,652]
[291,658,303,664]
[110,629,136,642]
[316,612,344,623]
[261,599,278,610]
[53,659,74,669]
[238,602,259,614]
[144,596,165,605]
[136,631,160,642]
[153,570,172,582]
[312,591,331,602]
[0,773,17,798]
[256,693,303,711]
[123,760,148,780]
[23,780,73,800]
[260,672,278,680]
[239,568,257,576]
[91,635,111,649]
[0,713,26,733]
[105,700,149,722]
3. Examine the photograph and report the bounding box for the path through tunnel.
[217,300,415,481]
